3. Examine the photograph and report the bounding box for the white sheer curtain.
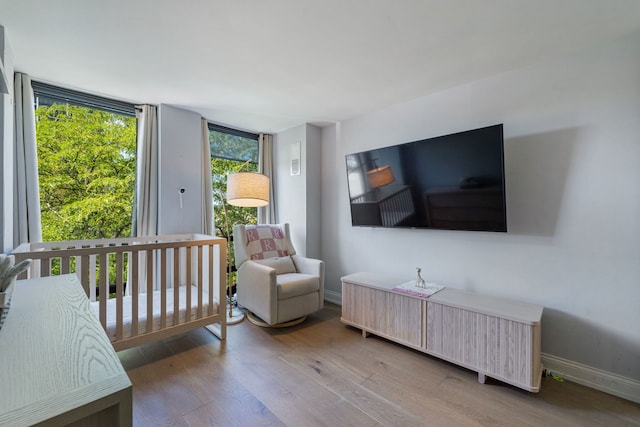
[201,119,213,235]
[257,133,276,224]
[130,105,159,293]
[132,105,159,237]
[13,73,42,247]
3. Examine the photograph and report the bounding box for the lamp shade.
[367,165,394,189]
[226,172,270,207]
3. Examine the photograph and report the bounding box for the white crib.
[12,234,226,351]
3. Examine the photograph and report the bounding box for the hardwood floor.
[118,303,640,426]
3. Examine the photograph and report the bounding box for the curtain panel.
[130,105,159,293]
[201,118,213,235]
[257,133,276,224]
[12,72,42,247]
[132,105,159,237]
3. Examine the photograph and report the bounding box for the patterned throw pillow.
[245,225,289,260]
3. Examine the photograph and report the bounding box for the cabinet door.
[427,303,488,367]
[383,291,423,347]
[341,281,364,325]
[426,301,538,389]
[342,282,422,348]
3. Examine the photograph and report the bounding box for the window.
[208,123,260,240]
[32,82,137,242]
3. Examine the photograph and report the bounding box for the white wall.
[322,31,640,389]
[274,123,322,258]
[158,104,203,235]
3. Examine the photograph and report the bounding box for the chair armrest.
[236,260,278,323]
[291,255,325,310]
[291,255,323,276]
[238,260,276,284]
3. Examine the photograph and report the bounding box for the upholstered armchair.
[233,223,324,327]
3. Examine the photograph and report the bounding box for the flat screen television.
[345,124,507,232]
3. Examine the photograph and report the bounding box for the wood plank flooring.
[118,303,640,426]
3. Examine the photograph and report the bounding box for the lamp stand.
[227,259,245,325]
[227,306,245,325]
[223,209,244,325]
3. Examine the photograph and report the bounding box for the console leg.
[362,329,370,338]
[478,373,486,384]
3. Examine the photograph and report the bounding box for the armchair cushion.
[277,273,320,300]
[253,256,296,275]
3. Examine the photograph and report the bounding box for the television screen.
[345,124,506,232]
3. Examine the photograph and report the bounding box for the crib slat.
[173,247,180,326]
[73,255,80,282]
[220,241,227,319]
[146,249,153,334]
[99,253,108,332]
[132,249,139,337]
[208,244,214,316]
[89,255,97,302]
[40,258,50,277]
[160,248,167,329]
[61,256,70,274]
[186,246,192,321]
[115,251,124,342]
[80,255,90,298]
[198,245,203,318]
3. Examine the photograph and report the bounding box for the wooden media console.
[341,272,543,392]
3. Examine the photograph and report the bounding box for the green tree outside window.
[35,103,136,242]
[209,129,259,289]
[35,103,136,292]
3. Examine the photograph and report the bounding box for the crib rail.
[13,234,227,350]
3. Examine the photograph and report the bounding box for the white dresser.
[0,274,132,426]
[341,272,543,392]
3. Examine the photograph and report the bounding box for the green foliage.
[209,130,259,287]
[211,158,259,239]
[209,130,259,240]
[209,130,259,163]
[35,104,136,242]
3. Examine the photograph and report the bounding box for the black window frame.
[207,122,259,163]
[32,81,136,117]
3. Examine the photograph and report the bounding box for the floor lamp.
[224,162,269,324]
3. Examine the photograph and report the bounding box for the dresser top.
[0,274,131,426]
[341,272,543,325]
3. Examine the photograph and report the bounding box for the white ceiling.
[1,0,640,134]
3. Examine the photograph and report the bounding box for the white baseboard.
[323,290,342,305]
[541,353,640,404]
